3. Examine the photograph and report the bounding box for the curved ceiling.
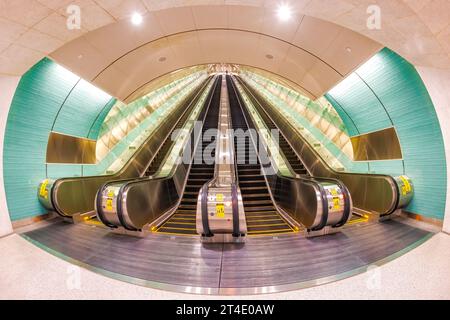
[48,5,382,101]
[1,0,449,80]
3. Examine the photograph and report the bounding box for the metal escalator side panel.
[227,75,296,235]
[158,77,223,235]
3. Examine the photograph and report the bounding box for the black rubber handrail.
[201,185,213,237]
[231,183,240,237]
[229,75,334,230]
[111,77,221,230]
[238,77,400,217]
[95,186,118,229]
[53,78,212,217]
[236,77,356,228]
[95,78,218,229]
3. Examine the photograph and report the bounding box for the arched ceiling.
[48,5,382,101]
[1,1,449,99]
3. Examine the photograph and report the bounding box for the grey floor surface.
[22,218,431,292]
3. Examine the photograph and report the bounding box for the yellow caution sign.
[216,193,224,202]
[106,199,113,211]
[399,176,412,196]
[333,197,340,210]
[39,179,49,200]
[216,203,225,218]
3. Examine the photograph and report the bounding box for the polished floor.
[16,216,433,295]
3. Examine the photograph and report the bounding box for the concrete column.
[417,67,450,233]
[0,75,20,237]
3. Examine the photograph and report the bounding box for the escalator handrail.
[236,77,352,227]
[201,185,213,237]
[229,75,331,228]
[95,81,214,227]
[113,77,221,230]
[237,77,400,215]
[95,190,117,229]
[231,183,240,237]
[200,75,241,237]
[234,77,331,190]
[94,77,213,192]
[52,78,212,217]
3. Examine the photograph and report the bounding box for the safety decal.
[105,189,115,211]
[106,199,113,211]
[330,188,340,210]
[399,176,412,196]
[39,179,49,200]
[216,203,225,218]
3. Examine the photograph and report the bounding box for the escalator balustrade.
[228,76,296,236]
[157,78,221,235]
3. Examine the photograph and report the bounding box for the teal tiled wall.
[3,58,115,221]
[326,48,446,220]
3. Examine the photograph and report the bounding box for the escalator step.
[243,199,273,205]
[157,227,197,235]
[163,222,196,228]
[247,225,293,232]
[244,206,277,212]
[246,215,280,220]
[173,212,196,217]
[247,219,286,226]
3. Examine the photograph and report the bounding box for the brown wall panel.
[46,132,97,164]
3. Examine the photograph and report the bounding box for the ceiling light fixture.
[131,12,143,25]
[277,4,292,21]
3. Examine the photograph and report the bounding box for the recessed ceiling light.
[131,12,143,25]
[346,47,352,53]
[265,54,274,60]
[277,4,292,21]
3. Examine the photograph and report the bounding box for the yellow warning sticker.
[216,203,225,218]
[106,199,113,211]
[216,194,224,202]
[107,190,115,198]
[399,176,412,195]
[330,188,338,196]
[333,197,340,210]
[39,179,49,200]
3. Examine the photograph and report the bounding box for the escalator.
[95,76,222,231]
[157,85,220,235]
[144,106,194,177]
[228,76,296,236]
[38,78,212,218]
[236,76,414,219]
[94,86,206,227]
[233,79,307,178]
